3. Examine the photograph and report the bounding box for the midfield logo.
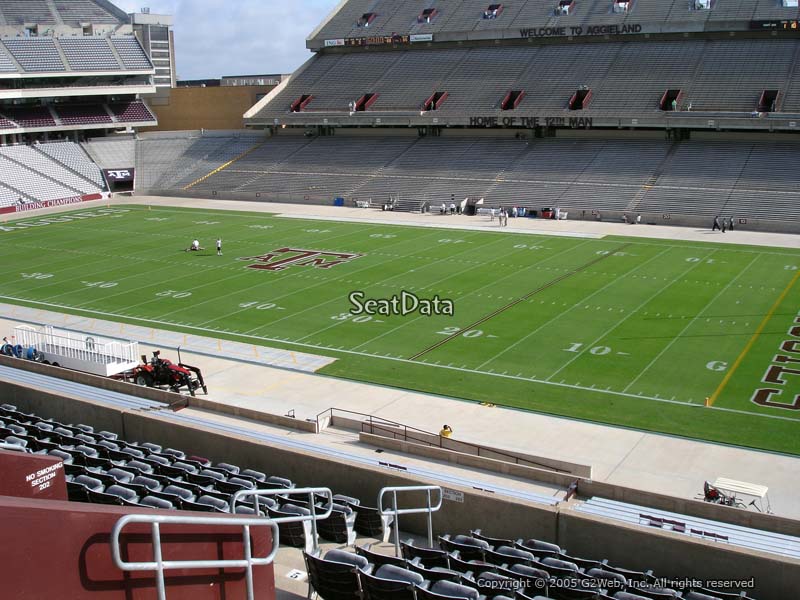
[238,248,364,272]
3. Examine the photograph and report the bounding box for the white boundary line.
[1,294,798,424]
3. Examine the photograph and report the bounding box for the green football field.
[2,204,799,454]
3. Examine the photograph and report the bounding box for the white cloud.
[111,0,338,80]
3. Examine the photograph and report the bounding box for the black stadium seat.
[401,541,450,569]
[416,580,481,600]
[406,560,463,584]
[439,534,491,562]
[305,549,369,600]
[359,563,423,600]
[486,545,534,567]
[140,496,174,510]
[355,543,407,569]
[317,502,356,544]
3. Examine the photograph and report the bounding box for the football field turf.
[2,204,799,454]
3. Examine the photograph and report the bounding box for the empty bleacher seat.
[359,563,423,600]
[304,548,370,600]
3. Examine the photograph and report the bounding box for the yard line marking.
[707,268,800,407]
[205,228,504,332]
[622,254,761,394]
[2,295,799,425]
[409,244,630,361]
[476,246,672,370]
[349,239,596,352]
[548,249,720,383]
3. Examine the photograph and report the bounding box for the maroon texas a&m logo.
[238,248,363,272]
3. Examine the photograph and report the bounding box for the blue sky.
[113,0,339,80]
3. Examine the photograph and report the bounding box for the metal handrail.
[378,485,442,557]
[110,513,280,600]
[317,407,566,473]
[230,487,334,554]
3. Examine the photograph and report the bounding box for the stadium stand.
[58,37,123,72]
[111,37,155,70]
[0,398,779,600]
[0,0,56,25]
[142,133,800,228]
[1,105,56,129]
[253,39,800,118]
[1,38,66,73]
[133,132,265,191]
[0,0,126,26]
[0,37,151,74]
[53,103,114,126]
[308,0,800,41]
[50,0,124,25]
[82,136,135,170]
[108,99,156,122]
[36,140,107,188]
[0,141,107,206]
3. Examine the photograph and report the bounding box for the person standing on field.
[216,238,222,256]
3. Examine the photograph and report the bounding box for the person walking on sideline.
[728,216,735,232]
[216,238,222,256]
[439,425,453,438]
[712,216,721,231]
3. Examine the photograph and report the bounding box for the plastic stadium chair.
[476,571,519,600]
[240,468,267,482]
[304,549,370,600]
[345,500,393,541]
[516,539,562,558]
[359,563,424,600]
[132,475,162,492]
[401,541,451,569]
[439,535,491,562]
[161,447,186,460]
[356,543,408,569]
[214,462,240,475]
[406,559,464,584]
[317,502,357,545]
[471,529,515,548]
[269,503,314,550]
[416,580,481,600]
[196,495,229,513]
[140,496,174,510]
[486,545,534,567]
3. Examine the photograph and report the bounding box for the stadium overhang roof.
[0,83,155,101]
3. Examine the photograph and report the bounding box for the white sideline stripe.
[277,213,604,239]
[2,294,799,425]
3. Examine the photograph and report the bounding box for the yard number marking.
[156,290,192,299]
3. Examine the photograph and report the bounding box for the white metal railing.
[230,487,334,554]
[13,325,139,365]
[111,513,279,600]
[378,485,443,556]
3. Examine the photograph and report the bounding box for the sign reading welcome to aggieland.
[520,22,643,38]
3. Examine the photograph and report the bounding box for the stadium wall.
[2,371,800,599]
[148,86,276,131]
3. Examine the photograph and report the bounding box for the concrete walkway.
[3,195,799,519]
